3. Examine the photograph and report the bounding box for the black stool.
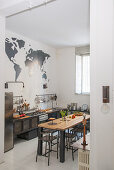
[36,129,59,166]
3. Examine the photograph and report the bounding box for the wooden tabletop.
[38,114,90,131]
[72,133,90,151]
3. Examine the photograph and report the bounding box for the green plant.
[60,110,66,120]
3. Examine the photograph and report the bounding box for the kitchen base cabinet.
[14,120,22,134]
[31,117,38,128]
[13,109,62,142]
[23,119,30,131]
[18,129,38,140]
[13,115,39,141]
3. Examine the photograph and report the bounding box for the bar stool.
[71,124,84,139]
[36,128,59,166]
[65,129,78,150]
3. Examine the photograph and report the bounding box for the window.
[75,54,90,94]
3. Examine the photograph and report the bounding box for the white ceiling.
[6,0,90,48]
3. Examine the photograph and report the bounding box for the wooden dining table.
[38,114,90,163]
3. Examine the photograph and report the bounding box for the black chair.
[69,124,83,161]
[71,121,90,161]
[65,128,78,150]
[36,129,59,166]
[71,124,84,139]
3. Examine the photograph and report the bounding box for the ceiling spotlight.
[45,0,48,5]
[28,0,33,9]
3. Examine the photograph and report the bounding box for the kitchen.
[2,0,90,170]
[5,93,89,151]
[0,0,113,170]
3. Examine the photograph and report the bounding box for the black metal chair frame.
[65,128,78,150]
[36,129,59,166]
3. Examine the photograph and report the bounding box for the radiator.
[78,149,90,170]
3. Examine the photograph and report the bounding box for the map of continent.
[5,37,51,84]
[5,37,25,81]
[25,48,50,78]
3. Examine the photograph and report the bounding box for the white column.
[0,16,5,164]
[90,0,114,170]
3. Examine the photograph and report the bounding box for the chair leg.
[71,138,73,144]
[68,134,70,147]
[69,138,71,148]
[66,137,69,151]
[45,142,47,156]
[72,147,74,161]
[36,149,38,162]
[36,139,39,162]
[57,136,59,159]
[48,142,51,166]
[51,141,52,150]
[81,132,82,138]
[50,133,52,150]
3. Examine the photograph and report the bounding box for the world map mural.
[5,37,51,85]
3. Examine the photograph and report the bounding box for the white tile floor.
[0,138,78,170]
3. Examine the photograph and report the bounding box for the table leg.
[60,130,65,163]
[38,127,43,155]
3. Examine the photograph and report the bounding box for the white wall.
[90,0,114,169]
[56,47,90,109]
[0,16,5,164]
[5,33,90,110]
[5,30,57,108]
